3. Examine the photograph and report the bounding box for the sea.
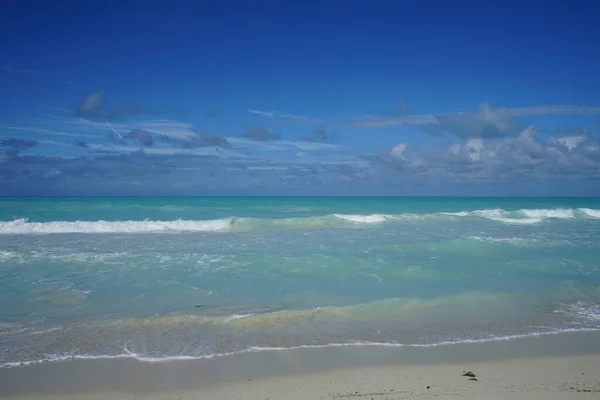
[1,196,599,367]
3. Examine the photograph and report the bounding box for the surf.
[1,207,599,234]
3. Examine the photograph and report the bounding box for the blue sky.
[1,0,600,195]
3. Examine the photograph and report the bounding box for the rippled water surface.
[1,196,599,366]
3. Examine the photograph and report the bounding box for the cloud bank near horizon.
[1,89,599,195]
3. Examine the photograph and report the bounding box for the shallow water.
[1,197,599,365]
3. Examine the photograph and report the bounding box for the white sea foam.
[579,208,600,218]
[0,207,598,234]
[441,208,600,224]
[0,218,233,234]
[559,302,600,322]
[520,208,575,219]
[440,209,542,224]
[2,327,599,368]
[465,236,534,244]
[223,314,252,323]
[333,214,388,223]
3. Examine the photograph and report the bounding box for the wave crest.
[1,207,598,234]
[0,218,233,234]
[333,214,388,223]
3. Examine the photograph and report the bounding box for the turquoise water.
[1,197,600,365]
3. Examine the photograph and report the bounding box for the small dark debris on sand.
[469,378,478,381]
[426,386,430,389]
[462,371,476,378]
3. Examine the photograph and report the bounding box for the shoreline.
[3,327,600,369]
[2,330,600,398]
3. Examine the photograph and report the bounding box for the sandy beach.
[2,331,600,399]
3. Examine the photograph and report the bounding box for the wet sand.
[1,331,600,399]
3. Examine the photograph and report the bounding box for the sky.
[1,0,600,196]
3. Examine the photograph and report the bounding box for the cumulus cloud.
[377,125,600,184]
[377,142,416,171]
[389,143,408,160]
[552,135,588,151]
[245,127,281,141]
[550,127,595,151]
[435,103,520,139]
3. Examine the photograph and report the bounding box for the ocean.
[1,196,599,367]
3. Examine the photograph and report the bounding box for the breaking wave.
[333,214,389,223]
[439,208,596,224]
[0,218,235,234]
[0,208,598,234]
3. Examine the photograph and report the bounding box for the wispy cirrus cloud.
[248,109,307,120]
[132,120,196,139]
[7,112,343,164]
[1,125,97,138]
[510,105,600,116]
[265,104,600,129]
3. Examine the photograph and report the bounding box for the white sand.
[4,353,600,399]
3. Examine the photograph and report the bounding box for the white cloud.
[381,125,600,182]
[1,126,96,138]
[248,109,307,120]
[227,137,339,151]
[510,105,600,116]
[551,135,588,151]
[389,143,408,160]
[248,109,278,118]
[132,120,196,139]
[465,138,485,160]
[85,143,231,157]
[33,116,197,140]
[273,104,600,130]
